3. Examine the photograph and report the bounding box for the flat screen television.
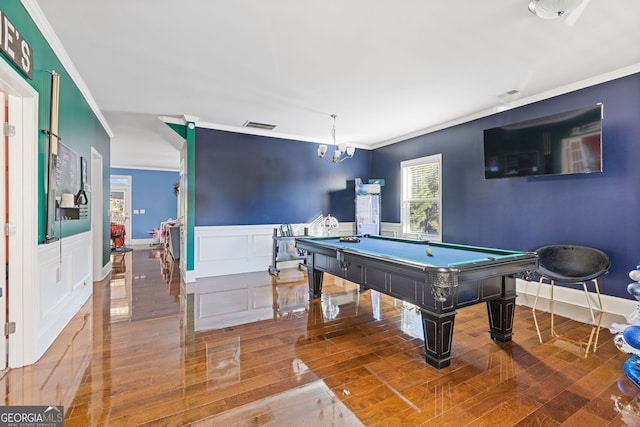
[483,104,603,179]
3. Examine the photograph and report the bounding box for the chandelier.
[528,0,582,19]
[317,114,355,163]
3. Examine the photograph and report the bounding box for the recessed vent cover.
[497,89,520,103]
[243,121,277,130]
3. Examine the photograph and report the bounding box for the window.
[401,154,441,240]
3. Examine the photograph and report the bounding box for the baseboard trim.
[131,238,157,246]
[516,278,636,319]
[95,261,111,282]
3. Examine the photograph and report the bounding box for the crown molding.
[372,63,640,149]
[20,0,113,137]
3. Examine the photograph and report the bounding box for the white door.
[0,90,8,370]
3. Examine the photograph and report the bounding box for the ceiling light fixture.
[317,114,355,163]
[528,0,582,19]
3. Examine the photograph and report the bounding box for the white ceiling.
[32,0,640,171]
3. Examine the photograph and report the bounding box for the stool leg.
[533,276,545,311]
[532,276,545,344]
[584,324,597,354]
[592,279,603,312]
[550,280,555,335]
[532,312,543,344]
[592,278,604,353]
[581,281,596,324]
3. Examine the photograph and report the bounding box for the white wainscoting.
[35,231,93,364]
[516,278,636,319]
[380,222,402,238]
[194,223,355,278]
[193,223,636,318]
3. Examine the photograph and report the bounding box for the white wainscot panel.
[253,232,273,258]
[71,241,92,289]
[195,225,285,277]
[199,235,249,262]
[194,223,356,278]
[36,231,92,361]
[38,244,69,318]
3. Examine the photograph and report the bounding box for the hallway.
[1,246,639,426]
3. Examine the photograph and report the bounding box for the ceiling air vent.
[243,120,277,131]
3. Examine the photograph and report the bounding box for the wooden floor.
[2,246,640,426]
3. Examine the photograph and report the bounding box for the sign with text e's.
[0,9,34,79]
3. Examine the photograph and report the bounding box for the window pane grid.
[401,155,441,238]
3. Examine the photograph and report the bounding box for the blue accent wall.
[372,73,640,299]
[110,168,179,239]
[194,129,371,226]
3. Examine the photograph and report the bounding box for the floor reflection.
[1,247,638,426]
[109,252,132,321]
[193,380,364,427]
[531,299,618,357]
[205,336,241,390]
[188,271,367,332]
[274,280,308,319]
[613,385,640,427]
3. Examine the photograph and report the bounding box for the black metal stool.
[532,244,610,350]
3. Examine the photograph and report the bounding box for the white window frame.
[401,154,442,241]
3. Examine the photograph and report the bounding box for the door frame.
[0,90,6,371]
[91,148,105,280]
[0,57,39,368]
[110,175,132,247]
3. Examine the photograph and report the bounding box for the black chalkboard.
[55,142,78,196]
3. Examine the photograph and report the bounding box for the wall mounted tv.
[483,104,603,179]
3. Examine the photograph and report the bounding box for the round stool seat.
[536,244,610,282]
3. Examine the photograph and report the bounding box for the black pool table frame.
[295,236,538,369]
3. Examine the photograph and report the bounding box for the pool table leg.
[306,267,324,299]
[486,295,516,342]
[420,310,456,369]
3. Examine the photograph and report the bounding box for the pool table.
[295,235,538,368]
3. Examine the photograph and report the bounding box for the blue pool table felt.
[304,236,524,267]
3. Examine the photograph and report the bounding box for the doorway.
[110,175,132,249]
[91,148,104,280]
[0,89,7,371]
[0,57,39,369]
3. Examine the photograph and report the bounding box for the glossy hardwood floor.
[2,246,640,426]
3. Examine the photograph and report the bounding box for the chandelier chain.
[317,113,355,163]
[331,114,337,147]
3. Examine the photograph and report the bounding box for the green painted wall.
[2,2,111,265]
[184,122,195,271]
[166,121,194,273]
